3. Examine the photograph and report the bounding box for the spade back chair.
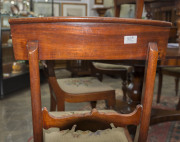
[9,17,171,142]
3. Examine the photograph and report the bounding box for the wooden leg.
[176,97,180,110]
[50,93,56,111]
[122,81,127,101]
[49,83,57,111]
[157,69,163,103]
[175,77,179,96]
[90,101,97,108]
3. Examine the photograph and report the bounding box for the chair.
[157,67,180,105]
[10,17,171,142]
[44,60,116,111]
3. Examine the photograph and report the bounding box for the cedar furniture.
[10,17,171,142]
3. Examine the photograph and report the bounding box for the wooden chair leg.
[50,94,56,111]
[98,73,103,82]
[175,77,179,96]
[121,71,128,101]
[49,84,57,111]
[90,101,97,108]
[157,69,163,103]
[176,97,180,110]
[122,81,127,101]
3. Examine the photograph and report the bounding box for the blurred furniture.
[9,16,170,142]
[114,0,178,42]
[91,62,133,101]
[156,2,180,105]
[157,67,180,101]
[0,14,30,99]
[45,60,116,111]
[92,7,112,17]
[66,60,91,77]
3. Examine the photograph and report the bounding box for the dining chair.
[10,16,171,142]
[44,60,115,111]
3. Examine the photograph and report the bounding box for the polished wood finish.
[10,17,171,61]
[10,17,171,142]
[138,42,158,142]
[27,41,43,142]
[43,106,142,129]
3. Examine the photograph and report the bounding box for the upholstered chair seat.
[29,110,130,142]
[93,62,133,73]
[57,77,114,94]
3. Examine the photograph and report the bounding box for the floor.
[0,69,179,142]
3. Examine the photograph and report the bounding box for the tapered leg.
[175,78,179,96]
[122,80,127,101]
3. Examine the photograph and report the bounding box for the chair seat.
[57,77,114,94]
[162,67,180,73]
[93,62,133,73]
[43,110,130,142]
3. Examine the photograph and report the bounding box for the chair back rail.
[9,17,171,142]
[43,106,142,129]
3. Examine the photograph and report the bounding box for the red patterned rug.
[147,95,180,142]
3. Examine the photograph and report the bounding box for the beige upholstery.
[43,110,129,142]
[163,67,180,73]
[57,77,114,94]
[93,62,133,73]
[44,126,128,142]
[29,111,130,142]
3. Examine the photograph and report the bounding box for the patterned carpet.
[148,95,180,142]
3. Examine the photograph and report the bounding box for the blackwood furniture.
[10,16,171,142]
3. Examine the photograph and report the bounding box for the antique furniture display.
[10,16,171,142]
